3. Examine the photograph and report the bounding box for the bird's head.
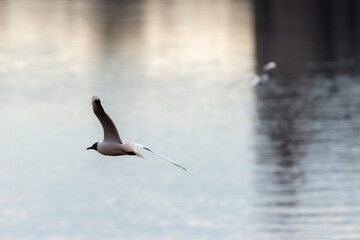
[86,142,98,151]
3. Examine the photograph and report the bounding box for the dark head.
[86,142,98,151]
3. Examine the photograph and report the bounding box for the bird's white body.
[96,141,129,156]
[97,141,144,158]
[87,96,186,170]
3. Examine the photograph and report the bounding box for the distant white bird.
[227,61,277,88]
[250,61,277,86]
[87,96,186,170]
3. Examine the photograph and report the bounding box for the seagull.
[87,96,186,171]
[250,61,277,86]
[227,61,277,88]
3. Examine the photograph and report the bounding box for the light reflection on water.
[1,0,360,239]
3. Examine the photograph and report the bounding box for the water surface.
[1,0,360,239]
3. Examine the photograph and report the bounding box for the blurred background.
[1,0,360,239]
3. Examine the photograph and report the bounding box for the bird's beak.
[87,142,97,151]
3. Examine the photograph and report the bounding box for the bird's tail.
[135,151,145,158]
[126,142,186,170]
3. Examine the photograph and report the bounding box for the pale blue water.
[1,0,360,239]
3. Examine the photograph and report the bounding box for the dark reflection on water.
[254,0,360,78]
[254,1,360,237]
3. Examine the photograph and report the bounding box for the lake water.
[1,0,360,239]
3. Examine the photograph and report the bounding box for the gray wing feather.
[92,96,122,143]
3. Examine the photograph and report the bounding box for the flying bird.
[227,61,277,88]
[250,61,277,86]
[87,96,186,171]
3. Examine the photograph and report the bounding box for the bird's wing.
[92,96,122,143]
[250,74,261,86]
[128,142,186,171]
[263,61,277,72]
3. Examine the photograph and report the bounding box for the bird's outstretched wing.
[128,142,186,171]
[262,61,277,72]
[92,96,122,143]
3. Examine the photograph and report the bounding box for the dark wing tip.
[92,96,104,111]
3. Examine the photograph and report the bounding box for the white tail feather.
[135,152,144,158]
[143,147,186,171]
[127,142,186,171]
